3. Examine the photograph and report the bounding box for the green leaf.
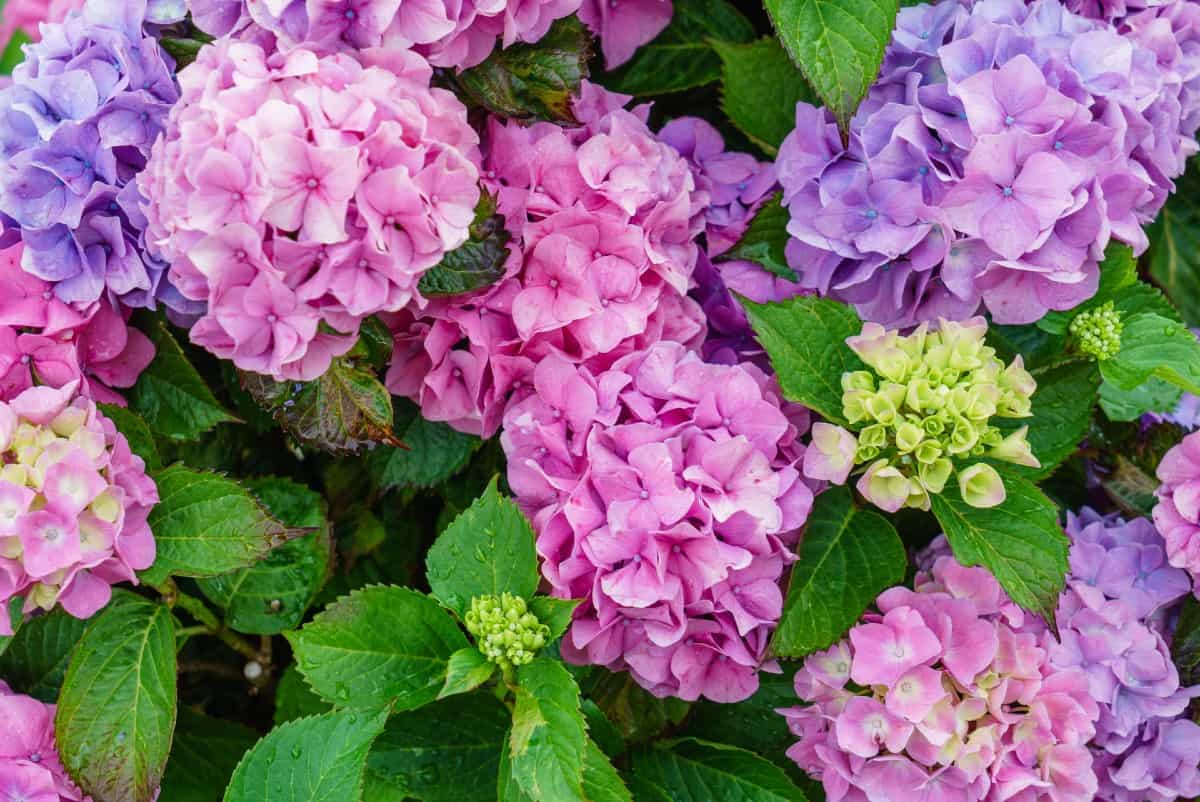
[55,595,178,802]
[1171,596,1200,687]
[604,0,755,96]
[529,596,581,641]
[98,404,161,472]
[196,477,332,634]
[159,711,258,802]
[241,356,398,456]
[1100,376,1183,422]
[1101,456,1159,519]
[273,665,332,726]
[765,0,899,131]
[0,598,21,657]
[930,471,1068,626]
[682,666,800,759]
[772,486,905,657]
[718,194,796,281]
[456,17,591,122]
[0,29,30,76]
[426,477,540,617]
[632,738,808,802]
[580,671,691,744]
[439,648,496,699]
[140,466,291,586]
[581,739,634,802]
[223,709,388,802]
[158,36,208,70]
[712,38,814,155]
[1101,313,1200,396]
[1006,360,1098,480]
[741,294,865,423]
[1147,156,1200,326]
[510,658,588,801]
[1038,245,1137,334]
[419,192,512,298]
[0,609,89,701]
[368,402,481,490]
[287,585,469,710]
[366,693,510,802]
[128,317,238,441]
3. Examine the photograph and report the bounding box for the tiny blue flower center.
[918,166,929,175]
[1002,186,1014,197]
[865,209,879,219]
[1004,114,1015,126]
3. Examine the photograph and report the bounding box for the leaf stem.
[156,578,265,664]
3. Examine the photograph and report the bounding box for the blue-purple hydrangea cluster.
[776,0,1200,329]
[1055,508,1200,802]
[0,0,193,313]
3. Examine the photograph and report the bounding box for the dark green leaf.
[632,738,808,802]
[141,467,291,586]
[1171,596,1200,687]
[1147,156,1200,326]
[426,476,540,617]
[529,596,580,641]
[0,29,30,76]
[1006,360,1098,480]
[128,318,238,441]
[604,0,755,96]
[718,194,796,280]
[765,0,899,131]
[712,38,814,155]
[741,295,865,424]
[439,648,496,699]
[0,609,89,701]
[772,486,905,657]
[56,595,178,802]
[273,665,331,726]
[98,404,161,472]
[159,710,258,802]
[930,471,1068,625]
[1101,456,1159,519]
[368,401,481,490]
[223,709,388,802]
[158,37,207,70]
[457,17,591,122]
[1101,313,1200,396]
[581,739,634,802]
[510,658,587,801]
[1100,376,1182,422]
[682,666,800,759]
[579,671,690,744]
[419,192,512,298]
[287,585,469,710]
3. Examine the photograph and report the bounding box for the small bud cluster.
[464,593,549,670]
[1069,301,1123,361]
[833,317,1038,511]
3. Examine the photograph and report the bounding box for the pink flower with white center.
[850,606,943,686]
[837,696,916,758]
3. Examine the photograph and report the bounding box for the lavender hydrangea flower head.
[776,0,1200,328]
[0,0,189,312]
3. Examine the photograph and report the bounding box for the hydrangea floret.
[464,592,550,673]
[0,681,87,802]
[1069,301,1123,361]
[1153,430,1200,592]
[813,317,1038,512]
[0,380,158,634]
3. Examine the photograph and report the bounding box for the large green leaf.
[426,477,540,617]
[930,471,1068,626]
[580,671,691,745]
[1006,360,1098,480]
[605,0,755,96]
[1171,596,1200,687]
[718,194,796,281]
[765,0,899,131]
[1100,313,1200,396]
[438,648,496,700]
[223,709,388,802]
[141,467,291,586]
[632,738,808,801]
[196,477,332,634]
[287,585,469,710]
[55,595,178,802]
[159,711,258,802]
[772,486,905,657]
[498,737,632,802]
[0,608,89,701]
[366,693,510,802]
[368,402,481,490]
[510,658,588,801]
[741,295,865,424]
[128,317,238,441]
[273,665,332,726]
[1147,156,1200,326]
[681,666,800,759]
[712,38,814,156]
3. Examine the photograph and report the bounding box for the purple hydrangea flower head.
[0,0,187,312]
[775,0,1200,327]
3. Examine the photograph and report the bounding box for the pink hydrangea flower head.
[0,382,158,635]
[141,39,482,381]
[0,682,87,802]
[1153,430,1200,591]
[577,0,672,68]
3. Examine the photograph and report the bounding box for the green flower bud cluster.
[464,593,549,670]
[841,318,1039,511]
[1068,301,1123,361]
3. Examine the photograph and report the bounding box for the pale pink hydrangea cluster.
[0,382,157,635]
[781,547,1101,802]
[501,341,815,702]
[141,39,482,381]
[187,0,581,70]
[383,85,707,436]
[0,244,155,405]
[1153,430,1200,593]
[0,681,86,802]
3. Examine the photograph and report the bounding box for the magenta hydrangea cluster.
[0,381,158,635]
[501,341,814,702]
[141,39,482,381]
[1054,509,1200,802]
[0,0,190,313]
[1153,430,1200,592]
[0,244,155,405]
[776,0,1200,328]
[0,681,86,802]
[187,0,580,70]
[383,84,707,436]
[781,544,1100,802]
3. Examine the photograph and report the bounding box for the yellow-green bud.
[464,593,550,670]
[1068,301,1123,361]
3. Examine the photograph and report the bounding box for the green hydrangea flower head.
[464,592,549,670]
[830,317,1038,512]
[1068,301,1123,361]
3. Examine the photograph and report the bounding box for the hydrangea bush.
[0,0,1199,800]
